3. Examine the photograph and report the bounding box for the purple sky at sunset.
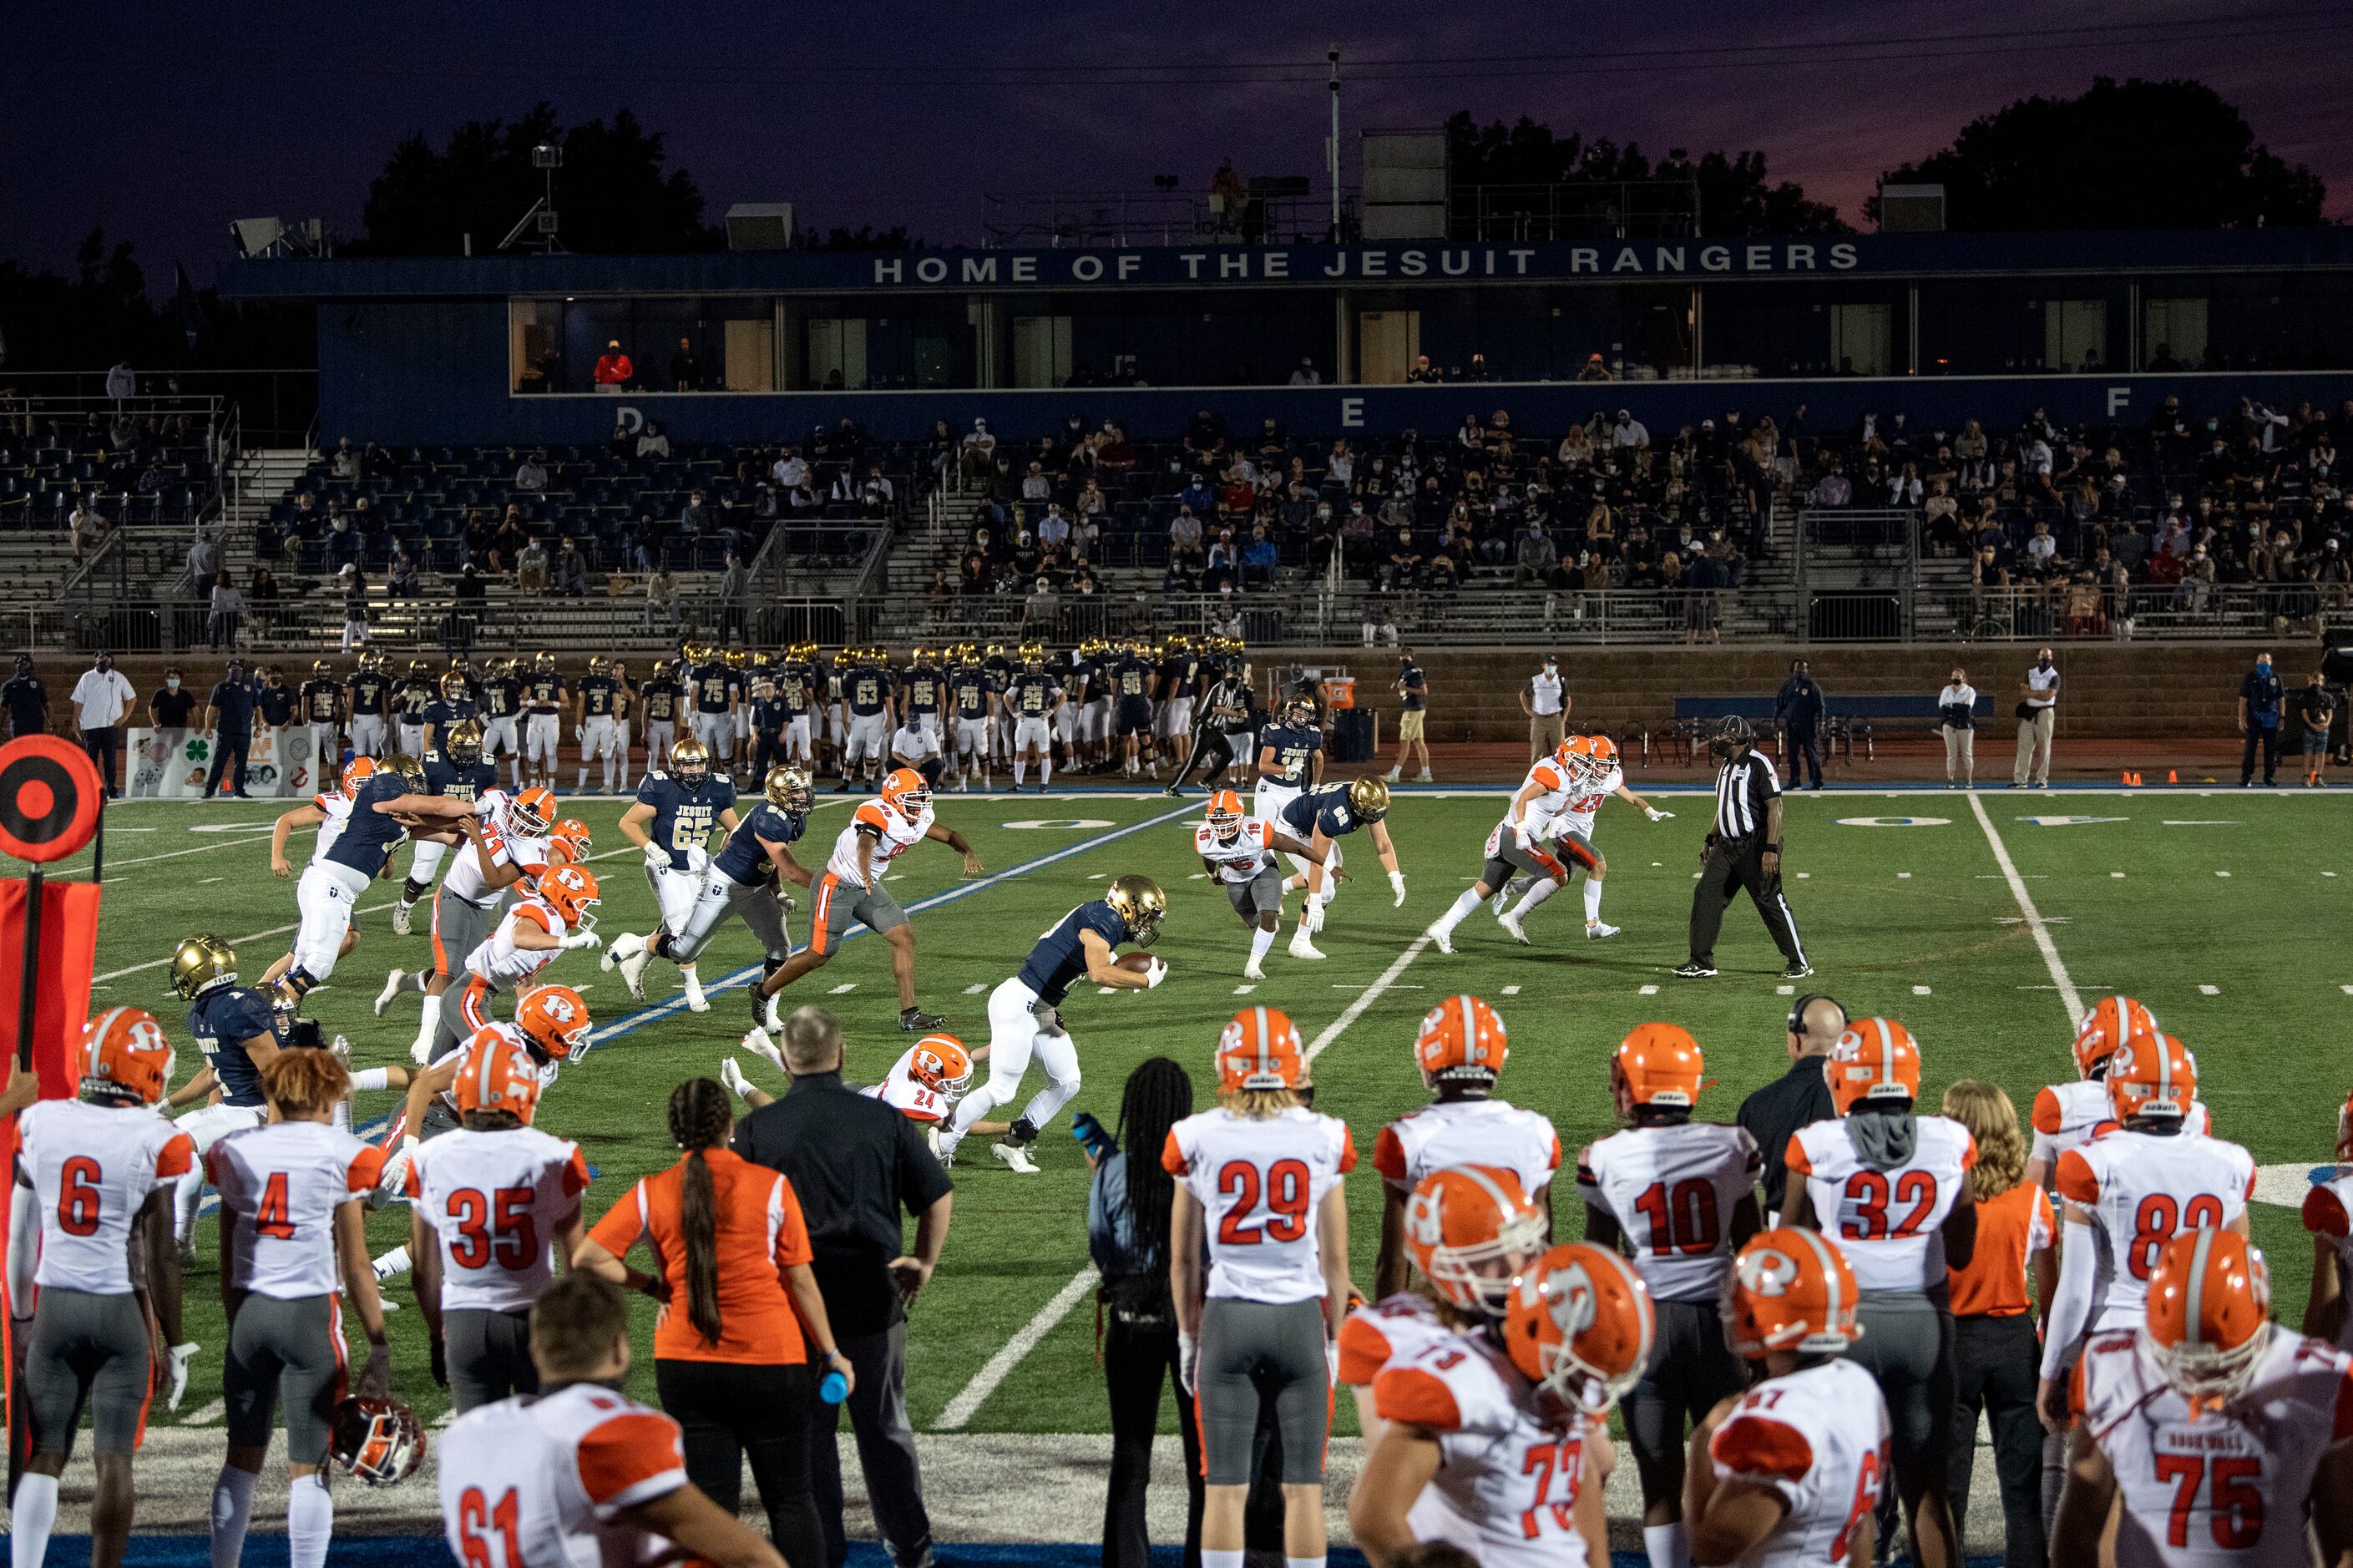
[3,0,2341,284]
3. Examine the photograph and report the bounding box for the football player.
[723,1031,1013,1155]
[1004,643,1062,792]
[257,757,375,993]
[477,656,525,785]
[1354,1241,1647,1568]
[1167,1008,1355,1568]
[2302,1089,2353,1349]
[900,644,946,758]
[748,766,980,1034]
[382,785,555,1064]
[1276,775,1406,961]
[7,1009,195,1568]
[2053,1227,2353,1567]
[392,657,438,757]
[609,766,812,1028]
[575,655,624,792]
[405,1028,590,1412]
[946,644,996,791]
[392,718,501,937]
[420,667,478,756]
[519,653,566,789]
[296,660,344,786]
[1252,694,1325,836]
[1196,787,1337,979]
[1782,1019,1977,1568]
[936,873,1163,1171]
[1107,635,1158,778]
[637,656,684,774]
[1156,634,1202,771]
[835,646,896,793]
[2022,994,2203,1191]
[1579,1024,1763,1568]
[1685,1230,1892,1568]
[618,736,737,1012]
[416,865,602,1068]
[2037,1029,2254,1427]
[344,650,391,759]
[1505,735,1672,940]
[1371,995,1561,1297]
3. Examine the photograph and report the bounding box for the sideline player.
[406,1028,590,1412]
[392,658,437,757]
[521,652,566,790]
[2304,1088,2353,1349]
[1683,1230,1892,1568]
[1108,635,1157,779]
[346,651,391,759]
[936,873,1164,1171]
[638,656,684,774]
[478,655,524,785]
[576,655,625,792]
[1277,775,1405,961]
[392,718,499,937]
[296,660,344,783]
[947,644,996,791]
[2052,1227,2353,1566]
[837,646,895,793]
[748,766,980,1033]
[1578,1024,1763,1568]
[2021,994,2202,1191]
[6,1009,194,1568]
[388,987,595,1232]
[1197,787,1336,979]
[1004,643,1061,792]
[618,736,736,1012]
[610,766,812,1028]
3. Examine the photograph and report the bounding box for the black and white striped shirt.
[1714,750,1781,839]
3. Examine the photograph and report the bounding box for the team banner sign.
[124,726,328,800]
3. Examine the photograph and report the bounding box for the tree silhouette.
[1445,112,1847,236]
[1872,78,2324,230]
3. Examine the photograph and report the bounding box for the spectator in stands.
[645,565,681,634]
[68,494,107,563]
[631,420,669,460]
[595,339,633,392]
[2024,519,2058,578]
[207,569,243,651]
[514,451,548,492]
[185,526,220,599]
[105,361,134,404]
[516,536,549,595]
[248,566,280,638]
[1384,526,1422,589]
[491,509,529,574]
[1036,503,1071,554]
[554,538,590,597]
[1609,408,1649,453]
[3,655,48,741]
[72,653,135,797]
[1241,524,1278,589]
[1688,547,1724,643]
[340,565,371,651]
[1806,457,1852,508]
[719,553,752,641]
[670,336,702,392]
[137,454,169,496]
[1020,461,1051,503]
[331,436,360,480]
[1288,356,1322,386]
[1406,354,1441,384]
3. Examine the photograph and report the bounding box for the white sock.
[1584,877,1606,923]
[287,1472,334,1568]
[1645,1520,1692,1568]
[412,992,443,1058]
[372,1244,411,1280]
[1510,876,1561,917]
[576,768,589,789]
[1014,761,1027,786]
[1285,1558,1327,1568]
[1040,761,1052,786]
[1248,923,1278,968]
[349,1067,392,1092]
[210,1465,257,1568]
[175,1161,206,1244]
[1204,1554,1246,1568]
[12,1472,58,1568]
[332,1099,352,1133]
[1433,888,1480,935]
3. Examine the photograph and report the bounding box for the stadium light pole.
[1328,47,1342,240]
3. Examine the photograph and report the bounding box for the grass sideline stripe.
[1967,793,2083,1022]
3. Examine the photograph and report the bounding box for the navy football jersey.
[188,984,276,1109]
[846,665,891,717]
[639,677,681,723]
[394,677,437,721]
[691,663,736,715]
[422,750,498,802]
[423,696,478,735]
[949,670,992,719]
[299,678,342,724]
[636,771,738,870]
[579,675,619,718]
[779,672,813,716]
[1279,783,1364,842]
[711,801,807,886]
[524,672,565,712]
[1159,655,1199,700]
[326,770,413,876]
[1018,900,1131,1006]
[902,666,944,716]
[1005,672,1060,719]
[347,670,388,717]
[481,675,523,719]
[1258,721,1323,786]
[1111,655,1152,701]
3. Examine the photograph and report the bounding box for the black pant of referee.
[1681,722,1810,978]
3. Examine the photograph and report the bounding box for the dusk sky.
[5,0,2343,286]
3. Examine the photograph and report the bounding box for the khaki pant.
[2013,707,2055,786]
[1529,710,1566,758]
[1941,724,1975,782]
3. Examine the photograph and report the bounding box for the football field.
[70,782,2350,1438]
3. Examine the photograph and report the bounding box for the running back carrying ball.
[1114,951,1160,977]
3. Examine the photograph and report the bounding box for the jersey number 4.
[1217,1158,1311,1246]
[2154,1454,2264,1549]
[446,1186,540,1270]
[455,1485,524,1568]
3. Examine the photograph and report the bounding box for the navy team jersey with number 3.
[1018,900,1131,1006]
[636,772,737,870]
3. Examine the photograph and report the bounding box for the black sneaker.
[1161,783,1183,797]
[1671,961,1718,979]
[1006,1116,1040,1147]
[900,1006,946,1031]
[1782,960,1815,979]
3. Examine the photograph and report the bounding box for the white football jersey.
[466,897,563,991]
[1786,1115,1977,1294]
[310,790,353,865]
[1578,1121,1763,1302]
[1374,1098,1561,1209]
[439,1380,690,1568]
[1196,817,1280,883]
[2072,1327,2353,1568]
[1708,1358,1890,1568]
[1163,1105,1355,1305]
[209,1120,387,1298]
[433,1023,562,1118]
[1553,765,1623,837]
[1502,757,1580,838]
[1375,1329,1602,1568]
[18,1100,194,1293]
[859,1045,961,1125]
[824,798,934,888]
[441,809,549,907]
[403,1126,591,1313]
[2031,1078,2208,1167]
[1337,1292,1449,1388]
[2057,1128,2254,1333]
[2303,1171,2353,1354]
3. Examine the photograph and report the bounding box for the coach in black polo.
[1677,714,1811,979]
[735,1004,953,1568]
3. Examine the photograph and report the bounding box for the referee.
[1677,715,1811,979]
[1166,660,1255,796]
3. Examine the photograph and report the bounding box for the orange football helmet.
[548,818,592,864]
[1584,735,1620,772]
[1403,1166,1547,1318]
[1415,994,1507,1087]
[1723,1228,1863,1358]
[80,1006,175,1105]
[879,767,931,819]
[539,865,600,931]
[1206,789,1245,843]
[908,1033,974,1096]
[453,1027,547,1123]
[1505,1243,1656,1417]
[2144,1228,2272,1405]
[508,785,557,837]
[1612,1023,1707,1113]
[514,984,593,1064]
[341,755,377,797]
[2107,1029,2197,1125]
[2073,994,2157,1080]
[1826,1018,1921,1115]
[1217,1005,1304,1094]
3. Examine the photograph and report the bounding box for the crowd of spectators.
[0,402,220,539]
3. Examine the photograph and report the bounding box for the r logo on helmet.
[1737,1246,1802,1298]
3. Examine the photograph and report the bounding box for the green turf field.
[62,784,2350,1436]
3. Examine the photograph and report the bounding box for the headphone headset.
[1786,993,1845,1039]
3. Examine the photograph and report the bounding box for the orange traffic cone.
[2168,769,2178,784]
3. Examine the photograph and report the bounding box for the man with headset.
[1676,713,1811,979]
[1735,992,1846,1214]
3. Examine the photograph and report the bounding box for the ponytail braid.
[668,1077,736,1348]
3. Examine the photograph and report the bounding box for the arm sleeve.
[1372,1366,1463,1431]
[2040,1213,2102,1379]
[576,1411,690,1515]
[1708,1415,1814,1507]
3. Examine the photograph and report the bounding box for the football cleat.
[682,969,710,1014]
[1422,921,1453,956]
[992,1141,1040,1174]
[1586,921,1621,939]
[900,1008,947,1032]
[1781,960,1814,979]
[1289,930,1327,961]
[1489,885,1512,917]
[1497,911,1530,945]
[615,945,650,1001]
[600,932,640,972]
[390,903,414,937]
[1671,961,1717,979]
[373,970,407,1017]
[1242,959,1267,981]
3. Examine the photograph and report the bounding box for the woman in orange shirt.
[1941,1080,2056,1568]
[575,1078,850,1568]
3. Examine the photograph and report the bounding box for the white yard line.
[1303,934,1432,1064]
[1966,792,2082,1021]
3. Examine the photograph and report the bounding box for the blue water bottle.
[819,1350,849,1405]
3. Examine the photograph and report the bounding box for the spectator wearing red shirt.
[594,341,634,393]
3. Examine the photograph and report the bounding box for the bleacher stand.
[0,405,215,534]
